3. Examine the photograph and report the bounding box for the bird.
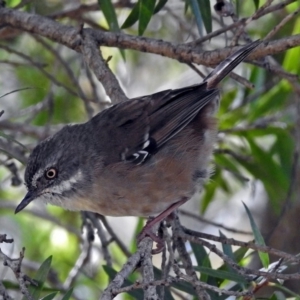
[16,41,259,245]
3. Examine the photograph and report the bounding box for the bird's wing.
[91,41,260,165]
[90,84,218,165]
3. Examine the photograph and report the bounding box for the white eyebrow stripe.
[31,163,55,187]
[44,170,83,195]
[31,168,46,188]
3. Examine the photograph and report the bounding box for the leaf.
[40,292,58,300]
[61,288,73,300]
[230,132,290,205]
[243,202,269,268]
[253,0,260,10]
[233,247,249,264]
[190,242,211,282]
[219,231,234,261]
[235,0,240,17]
[99,0,120,32]
[270,291,286,300]
[138,0,156,35]
[122,0,156,35]
[154,0,168,14]
[121,2,140,29]
[23,256,52,300]
[131,217,144,252]
[171,280,197,296]
[197,0,212,34]
[194,266,247,284]
[189,0,203,35]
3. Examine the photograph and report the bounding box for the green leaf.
[194,266,247,284]
[219,231,234,261]
[184,0,190,14]
[121,2,140,29]
[40,292,58,300]
[243,203,269,268]
[189,0,203,35]
[190,242,211,282]
[131,217,144,252]
[229,132,290,206]
[61,288,73,300]
[235,0,240,17]
[233,246,249,264]
[253,0,260,10]
[154,0,168,14]
[197,0,212,34]
[99,0,120,32]
[270,291,286,300]
[138,0,156,35]
[23,256,52,300]
[171,280,197,296]
[270,130,293,177]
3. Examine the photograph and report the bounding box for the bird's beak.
[15,191,36,214]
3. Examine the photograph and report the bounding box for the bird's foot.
[137,197,189,254]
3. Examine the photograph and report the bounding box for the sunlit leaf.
[138,0,156,35]
[253,0,259,10]
[61,288,73,300]
[99,0,120,32]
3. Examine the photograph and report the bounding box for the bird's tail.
[204,40,260,89]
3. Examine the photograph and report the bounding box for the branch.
[1,7,299,67]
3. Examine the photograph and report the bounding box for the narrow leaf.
[235,0,240,17]
[219,231,234,261]
[243,203,269,268]
[23,256,52,300]
[194,266,247,284]
[197,0,212,33]
[40,292,58,300]
[99,0,120,32]
[253,0,260,10]
[189,0,203,35]
[190,242,210,282]
[121,2,140,29]
[138,0,156,35]
[61,288,73,300]
[154,0,168,14]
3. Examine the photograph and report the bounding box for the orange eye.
[45,168,57,180]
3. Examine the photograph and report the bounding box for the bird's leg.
[137,197,189,253]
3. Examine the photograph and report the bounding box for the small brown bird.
[16,41,259,242]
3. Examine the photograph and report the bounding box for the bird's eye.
[45,168,58,180]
